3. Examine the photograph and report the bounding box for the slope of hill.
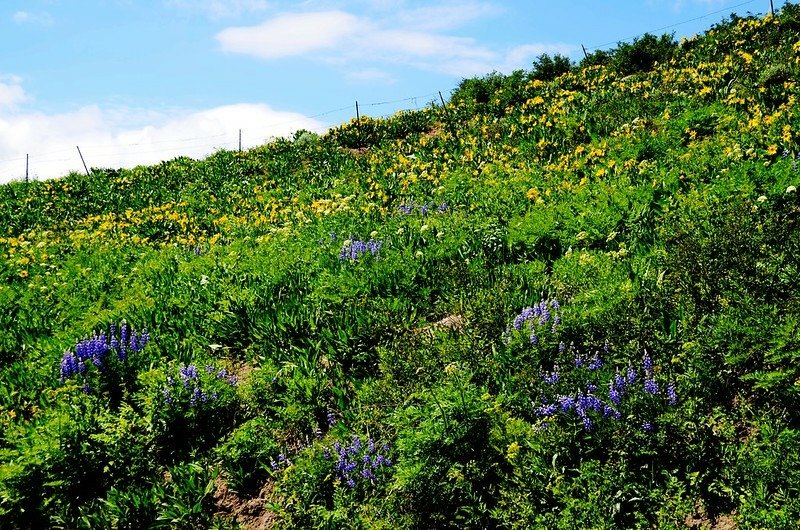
[1,6,800,529]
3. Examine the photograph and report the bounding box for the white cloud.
[347,68,396,84]
[215,5,577,78]
[217,11,360,58]
[12,10,54,26]
[392,2,500,32]
[0,102,324,183]
[0,77,29,109]
[165,0,270,19]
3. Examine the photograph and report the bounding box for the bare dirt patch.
[214,477,278,530]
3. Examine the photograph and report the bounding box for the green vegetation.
[2,6,800,528]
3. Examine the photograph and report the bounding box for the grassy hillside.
[1,6,800,529]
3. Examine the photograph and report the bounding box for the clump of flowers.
[162,362,238,408]
[397,199,448,215]
[59,321,149,390]
[323,435,393,489]
[502,298,562,345]
[535,349,679,433]
[339,236,383,262]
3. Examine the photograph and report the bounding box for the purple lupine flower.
[588,353,603,370]
[608,385,622,406]
[642,353,653,374]
[538,304,551,325]
[644,378,658,395]
[327,412,337,426]
[603,405,621,419]
[421,204,429,216]
[574,354,583,368]
[586,382,598,394]
[398,203,414,215]
[558,341,566,353]
[438,202,448,212]
[626,366,637,385]
[189,386,202,406]
[226,374,238,386]
[558,395,575,412]
[530,332,538,345]
[603,340,610,353]
[205,364,215,373]
[119,322,128,359]
[180,364,198,382]
[346,478,356,488]
[642,421,654,432]
[542,370,559,385]
[536,403,558,416]
[666,382,677,405]
[366,239,382,256]
[60,351,79,382]
[513,307,535,329]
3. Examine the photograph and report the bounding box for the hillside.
[1,6,800,529]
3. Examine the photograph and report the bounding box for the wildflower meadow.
[1,6,800,529]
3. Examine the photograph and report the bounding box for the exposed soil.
[684,501,737,529]
[214,477,278,530]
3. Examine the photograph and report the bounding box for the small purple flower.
[536,403,558,416]
[642,353,653,374]
[588,353,603,370]
[327,412,337,426]
[529,332,538,345]
[586,382,598,394]
[626,366,637,385]
[437,202,448,212]
[205,364,214,373]
[558,341,566,353]
[558,395,575,412]
[608,386,622,406]
[644,378,658,395]
[542,370,559,385]
[666,382,677,405]
[642,421,654,432]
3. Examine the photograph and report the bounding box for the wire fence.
[0,91,444,183]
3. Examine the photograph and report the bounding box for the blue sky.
[0,0,773,182]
